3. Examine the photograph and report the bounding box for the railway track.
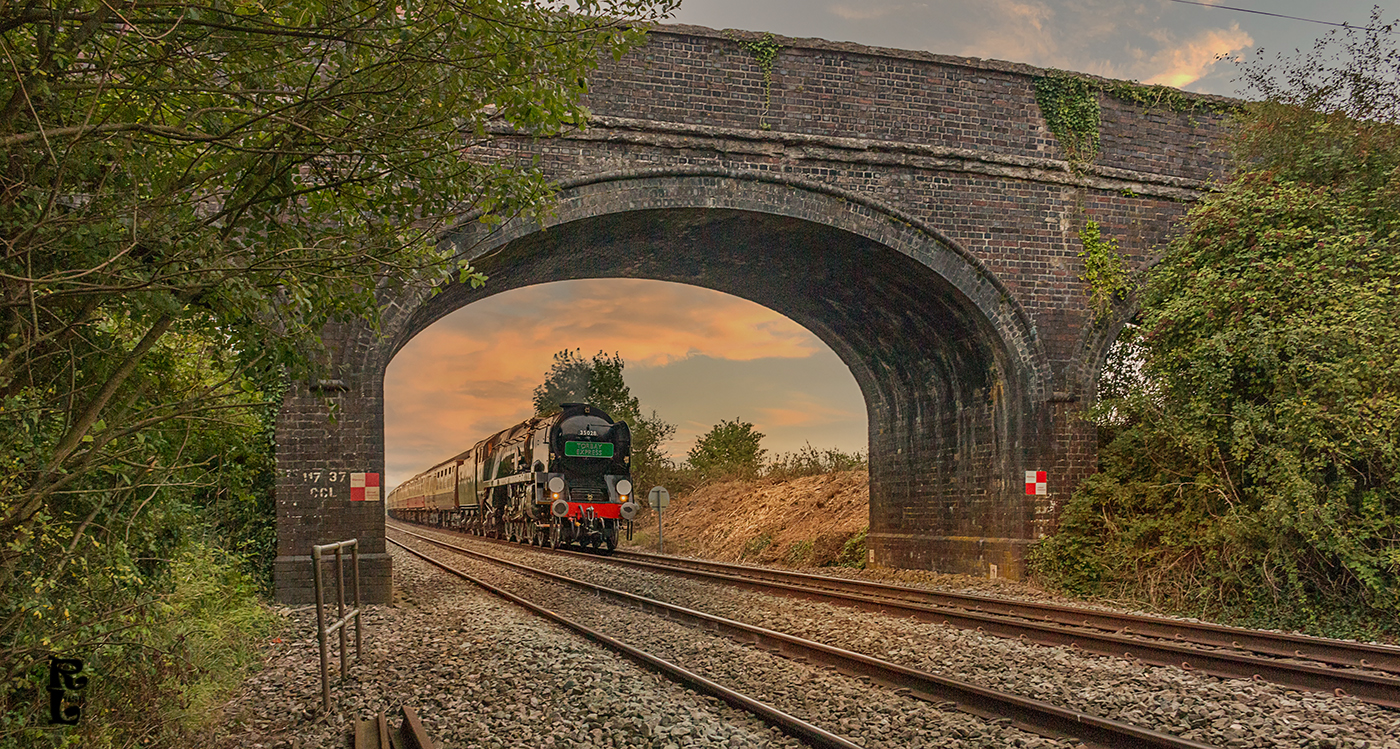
[389,534,862,749]
[389,526,1221,749]
[352,706,436,749]
[388,519,1400,711]
[605,547,1400,677]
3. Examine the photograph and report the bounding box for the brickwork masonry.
[274,23,1229,601]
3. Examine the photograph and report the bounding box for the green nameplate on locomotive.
[565,441,614,458]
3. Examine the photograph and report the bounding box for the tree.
[1032,10,1400,637]
[533,350,676,492]
[533,349,598,414]
[687,419,767,478]
[0,0,676,743]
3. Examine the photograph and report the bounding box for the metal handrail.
[312,538,363,712]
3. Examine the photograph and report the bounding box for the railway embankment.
[622,469,1064,601]
[624,470,868,568]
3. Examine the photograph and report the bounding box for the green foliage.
[765,443,867,480]
[728,32,783,130]
[533,350,676,493]
[1234,8,1399,125]
[1033,72,1237,170]
[1103,80,1236,117]
[687,418,767,479]
[786,539,814,565]
[1077,220,1134,322]
[1034,15,1400,637]
[1032,71,1102,168]
[0,0,676,741]
[533,349,599,414]
[0,540,277,748]
[835,527,868,569]
[740,533,773,560]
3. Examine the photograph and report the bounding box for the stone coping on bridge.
[486,116,1211,200]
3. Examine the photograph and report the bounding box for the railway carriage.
[387,403,638,551]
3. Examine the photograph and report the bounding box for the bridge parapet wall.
[584,24,1232,183]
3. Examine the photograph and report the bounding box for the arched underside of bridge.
[273,174,1062,603]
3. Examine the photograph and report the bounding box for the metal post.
[352,542,362,659]
[335,545,348,679]
[313,546,330,713]
[312,538,363,713]
[657,506,663,555]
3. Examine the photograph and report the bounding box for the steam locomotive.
[386,403,638,551]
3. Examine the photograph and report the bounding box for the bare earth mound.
[629,471,869,566]
[625,469,1072,601]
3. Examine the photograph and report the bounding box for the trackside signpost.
[648,486,670,554]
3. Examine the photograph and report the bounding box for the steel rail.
[353,705,438,749]
[604,547,1400,676]
[352,710,391,749]
[392,520,1400,708]
[387,536,862,749]
[390,527,1220,749]
[587,548,1400,709]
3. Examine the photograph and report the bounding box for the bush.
[766,444,866,480]
[834,527,868,569]
[687,419,767,479]
[0,540,278,748]
[1032,15,1400,638]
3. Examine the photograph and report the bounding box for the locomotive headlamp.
[620,501,638,521]
[551,499,569,518]
[547,476,566,494]
[616,479,633,496]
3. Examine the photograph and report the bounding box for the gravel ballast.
[391,533,1071,749]
[203,547,809,749]
[397,525,1400,749]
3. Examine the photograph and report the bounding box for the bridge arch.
[359,172,1057,577]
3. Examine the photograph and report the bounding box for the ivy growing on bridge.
[1077,220,1134,323]
[1032,71,1239,172]
[1032,72,1103,170]
[728,32,784,130]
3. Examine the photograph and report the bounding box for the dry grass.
[626,470,869,566]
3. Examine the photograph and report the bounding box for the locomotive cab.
[537,404,637,550]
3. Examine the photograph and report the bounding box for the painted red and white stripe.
[351,472,381,502]
[1025,470,1047,496]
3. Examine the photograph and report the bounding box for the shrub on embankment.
[1031,17,1400,641]
[0,539,278,749]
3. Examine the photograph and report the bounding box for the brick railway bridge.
[274,24,1231,602]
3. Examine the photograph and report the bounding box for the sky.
[384,0,1393,487]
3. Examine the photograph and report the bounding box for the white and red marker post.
[1025,470,1047,496]
[350,472,380,502]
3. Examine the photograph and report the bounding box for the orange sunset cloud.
[1143,25,1252,88]
[384,279,866,487]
